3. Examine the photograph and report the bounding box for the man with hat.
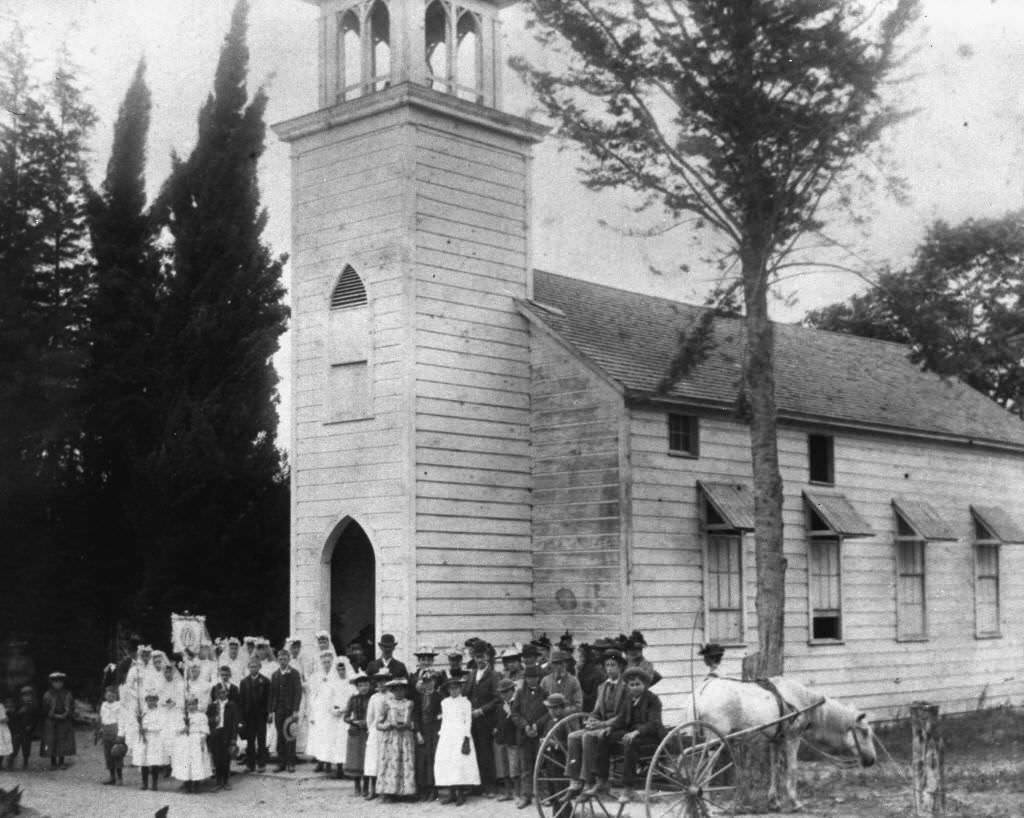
[625,631,662,687]
[566,649,628,797]
[493,677,519,801]
[498,646,523,686]
[612,667,664,804]
[540,650,583,713]
[269,648,303,772]
[346,639,368,674]
[367,634,408,680]
[520,643,543,677]
[699,643,725,677]
[464,641,501,796]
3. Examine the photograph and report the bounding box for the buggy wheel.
[644,721,736,818]
[533,714,625,818]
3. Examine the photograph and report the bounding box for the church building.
[274,0,1024,719]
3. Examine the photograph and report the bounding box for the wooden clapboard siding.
[530,330,626,641]
[627,406,1024,721]
[409,112,535,649]
[286,105,417,646]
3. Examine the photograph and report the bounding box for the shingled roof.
[524,271,1024,450]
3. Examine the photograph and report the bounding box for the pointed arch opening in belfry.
[323,516,376,653]
[455,10,482,102]
[338,9,362,101]
[369,1,391,92]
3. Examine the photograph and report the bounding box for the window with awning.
[969,505,1022,639]
[698,482,753,646]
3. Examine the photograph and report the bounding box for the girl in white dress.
[363,670,391,800]
[0,701,13,759]
[171,697,211,793]
[133,692,166,791]
[434,676,479,806]
[306,650,338,769]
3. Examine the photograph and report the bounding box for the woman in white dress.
[434,676,479,806]
[171,697,211,793]
[323,656,353,776]
[363,670,391,800]
[306,650,338,770]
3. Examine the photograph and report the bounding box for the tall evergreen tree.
[85,59,161,641]
[140,0,289,635]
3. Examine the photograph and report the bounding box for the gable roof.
[525,271,1024,451]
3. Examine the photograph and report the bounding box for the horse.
[682,675,876,811]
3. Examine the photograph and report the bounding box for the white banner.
[171,613,211,654]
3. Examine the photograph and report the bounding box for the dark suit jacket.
[614,690,663,741]
[366,656,408,679]
[239,673,270,724]
[463,666,501,726]
[412,689,443,738]
[590,678,627,728]
[206,699,240,745]
[510,684,547,740]
[211,682,240,705]
[268,668,303,716]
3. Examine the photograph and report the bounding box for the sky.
[6,0,1024,450]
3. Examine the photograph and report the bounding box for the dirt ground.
[1,708,1022,817]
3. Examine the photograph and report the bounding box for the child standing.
[0,700,13,768]
[376,678,416,801]
[96,686,124,785]
[362,670,390,800]
[171,696,211,794]
[413,670,442,801]
[134,691,165,790]
[41,672,75,769]
[434,676,479,806]
[10,686,37,770]
[344,672,371,795]
[492,678,518,802]
[207,685,239,791]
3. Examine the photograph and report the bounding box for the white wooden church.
[274,0,1024,719]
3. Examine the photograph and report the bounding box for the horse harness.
[754,678,797,741]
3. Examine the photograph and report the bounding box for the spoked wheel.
[533,714,626,818]
[644,721,736,818]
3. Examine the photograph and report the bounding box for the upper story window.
[336,1,391,102]
[808,433,834,484]
[667,413,699,457]
[425,1,483,102]
[327,266,372,422]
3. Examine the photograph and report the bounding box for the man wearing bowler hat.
[540,650,583,713]
[367,634,408,680]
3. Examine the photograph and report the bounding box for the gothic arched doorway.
[325,517,376,653]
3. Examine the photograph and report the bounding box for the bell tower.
[275,0,545,654]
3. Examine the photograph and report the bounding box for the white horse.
[682,676,876,810]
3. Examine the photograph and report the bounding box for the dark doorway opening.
[329,518,375,653]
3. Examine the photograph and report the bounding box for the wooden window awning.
[698,481,755,531]
[804,490,873,538]
[892,498,957,541]
[971,505,1024,544]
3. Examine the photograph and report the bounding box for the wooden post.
[911,701,945,815]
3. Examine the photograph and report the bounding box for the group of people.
[0,627,712,811]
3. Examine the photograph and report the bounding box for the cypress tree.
[85,59,161,642]
[141,0,289,634]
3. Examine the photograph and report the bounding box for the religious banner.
[171,612,211,654]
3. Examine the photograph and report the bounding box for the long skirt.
[346,729,367,776]
[377,727,416,796]
[172,732,212,782]
[41,718,76,757]
[364,720,381,777]
[415,727,439,790]
[0,725,12,756]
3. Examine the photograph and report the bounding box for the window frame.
[894,515,928,642]
[325,266,374,424]
[667,413,700,458]
[973,523,1002,639]
[700,497,746,647]
[806,503,843,645]
[807,433,835,485]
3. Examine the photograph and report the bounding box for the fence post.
[910,701,945,815]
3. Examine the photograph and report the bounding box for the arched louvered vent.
[331,266,368,310]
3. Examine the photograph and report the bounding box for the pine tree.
[84,59,161,635]
[140,0,289,633]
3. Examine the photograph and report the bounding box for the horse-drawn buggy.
[532,675,877,817]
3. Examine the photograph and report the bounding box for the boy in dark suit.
[509,665,547,809]
[567,649,629,796]
[211,665,240,704]
[269,649,303,772]
[207,684,240,790]
[239,658,270,771]
[612,667,664,804]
